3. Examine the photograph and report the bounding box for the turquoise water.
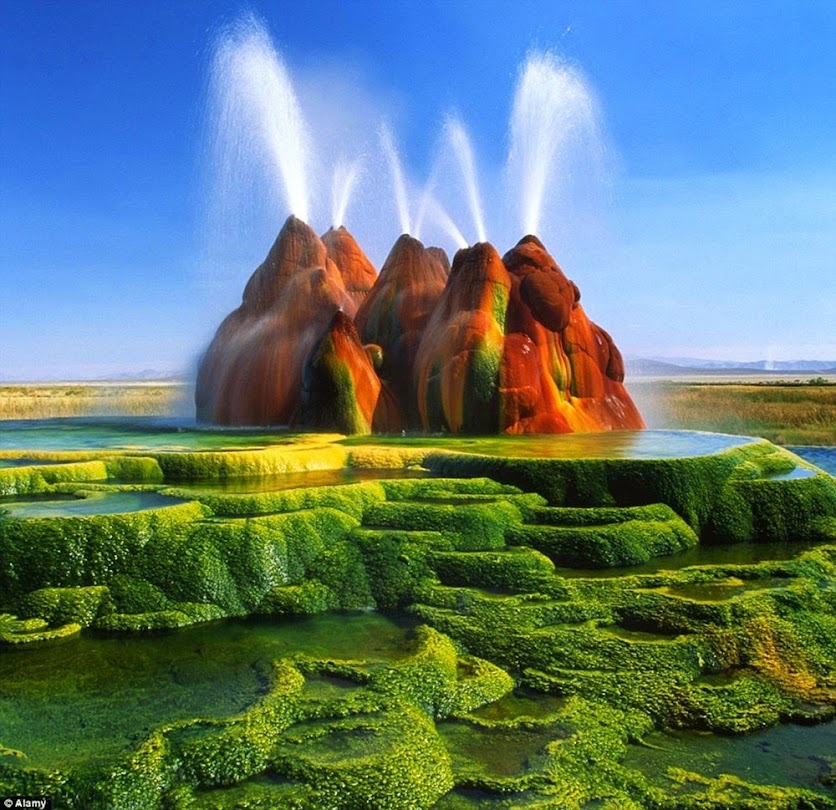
[347,430,759,459]
[0,613,416,769]
[2,490,187,518]
[0,417,293,451]
[789,446,836,476]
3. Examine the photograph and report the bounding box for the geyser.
[208,15,311,222]
[507,51,605,238]
[198,18,640,435]
[196,218,643,434]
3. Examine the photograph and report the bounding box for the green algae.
[0,613,416,771]
[555,539,822,578]
[624,721,835,800]
[439,719,567,777]
[466,688,566,722]
[0,427,835,808]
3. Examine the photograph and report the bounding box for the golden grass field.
[630,381,836,446]
[0,382,191,420]
[0,380,833,446]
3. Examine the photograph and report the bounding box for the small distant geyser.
[195,218,643,434]
[196,16,642,434]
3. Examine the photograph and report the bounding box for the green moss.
[103,456,165,482]
[431,548,555,592]
[0,501,207,600]
[271,703,454,808]
[153,444,348,480]
[1,432,834,807]
[175,480,386,519]
[352,528,449,609]
[508,518,696,568]
[380,477,525,501]
[0,612,80,645]
[424,441,836,541]
[17,585,111,626]
[363,500,522,551]
[258,581,334,615]
[718,474,836,542]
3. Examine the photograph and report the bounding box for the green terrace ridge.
[0,430,834,807]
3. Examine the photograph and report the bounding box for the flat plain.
[1,379,834,446]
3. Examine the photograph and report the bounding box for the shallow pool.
[0,612,416,770]
[0,417,293,452]
[347,430,759,459]
[624,720,834,798]
[1,490,187,518]
[789,445,836,476]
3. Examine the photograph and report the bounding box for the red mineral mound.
[295,310,382,434]
[196,216,355,425]
[196,218,643,435]
[500,235,643,433]
[354,234,449,427]
[414,242,511,433]
[321,226,378,310]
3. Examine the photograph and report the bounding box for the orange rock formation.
[196,216,644,435]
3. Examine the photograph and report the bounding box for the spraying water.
[379,123,412,235]
[209,15,311,223]
[412,171,438,241]
[506,52,603,237]
[206,14,608,264]
[445,116,487,243]
[420,195,468,250]
[331,157,364,227]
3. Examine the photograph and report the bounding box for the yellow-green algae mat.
[0,431,835,808]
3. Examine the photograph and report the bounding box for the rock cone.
[354,234,449,427]
[196,216,354,425]
[196,219,643,435]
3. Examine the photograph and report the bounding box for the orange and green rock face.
[354,234,450,429]
[297,310,382,435]
[414,242,510,433]
[195,216,643,434]
[498,235,644,434]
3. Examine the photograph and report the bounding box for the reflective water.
[348,430,758,459]
[467,688,565,722]
[439,720,567,777]
[0,613,416,769]
[788,446,836,476]
[2,490,187,518]
[181,466,429,494]
[624,721,835,798]
[658,577,787,602]
[0,417,291,452]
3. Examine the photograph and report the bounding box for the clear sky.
[1,0,835,380]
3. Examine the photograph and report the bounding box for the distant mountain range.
[2,361,835,385]
[0,369,189,384]
[92,369,188,382]
[627,357,836,377]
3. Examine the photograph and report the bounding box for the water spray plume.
[507,51,602,237]
[412,172,438,241]
[379,123,411,235]
[210,15,310,222]
[445,116,487,243]
[423,196,468,250]
[331,157,364,227]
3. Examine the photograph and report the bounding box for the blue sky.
[1,0,834,380]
